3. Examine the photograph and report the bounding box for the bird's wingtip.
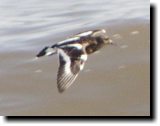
[58,88,65,93]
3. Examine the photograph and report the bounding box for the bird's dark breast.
[61,46,83,59]
[85,37,105,54]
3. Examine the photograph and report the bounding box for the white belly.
[80,54,88,61]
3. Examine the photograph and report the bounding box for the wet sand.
[0,21,150,116]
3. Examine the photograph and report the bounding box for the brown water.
[0,0,150,116]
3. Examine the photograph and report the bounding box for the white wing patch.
[56,31,93,46]
[66,43,82,50]
[76,31,93,37]
[46,47,57,56]
[57,36,80,45]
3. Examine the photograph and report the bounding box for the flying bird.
[36,29,113,93]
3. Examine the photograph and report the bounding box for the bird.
[36,29,113,93]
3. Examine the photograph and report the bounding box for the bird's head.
[92,29,114,45]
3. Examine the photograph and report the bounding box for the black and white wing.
[57,49,87,93]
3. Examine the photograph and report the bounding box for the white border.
[0,1,156,126]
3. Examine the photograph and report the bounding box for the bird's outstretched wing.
[57,49,86,93]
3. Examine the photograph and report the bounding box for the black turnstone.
[36,29,113,93]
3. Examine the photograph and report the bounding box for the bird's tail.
[36,46,57,58]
